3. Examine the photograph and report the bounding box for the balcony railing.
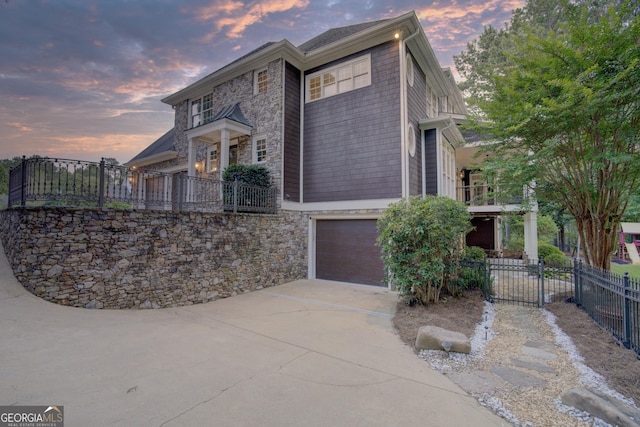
[457,185,524,207]
[8,157,277,214]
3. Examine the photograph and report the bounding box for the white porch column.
[524,211,538,262]
[188,137,196,177]
[187,137,197,203]
[220,128,230,173]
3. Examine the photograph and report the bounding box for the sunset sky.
[0,0,523,164]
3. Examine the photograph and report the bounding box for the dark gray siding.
[424,128,438,195]
[303,42,401,202]
[407,51,427,196]
[283,62,301,202]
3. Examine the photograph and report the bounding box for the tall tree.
[457,1,640,269]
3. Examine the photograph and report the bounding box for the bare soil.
[393,290,640,405]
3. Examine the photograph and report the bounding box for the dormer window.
[255,68,268,94]
[305,54,371,103]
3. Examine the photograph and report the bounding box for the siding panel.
[407,51,427,196]
[283,62,301,202]
[303,42,401,202]
[424,128,438,195]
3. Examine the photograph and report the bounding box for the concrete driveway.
[0,243,507,426]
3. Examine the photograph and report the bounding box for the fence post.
[20,155,27,207]
[98,158,105,208]
[233,180,238,213]
[623,272,632,349]
[574,259,582,306]
[539,257,545,308]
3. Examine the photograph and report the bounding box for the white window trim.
[305,54,371,103]
[407,124,416,157]
[252,134,267,164]
[254,67,268,95]
[406,54,414,87]
[190,93,213,128]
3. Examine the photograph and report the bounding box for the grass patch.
[611,263,640,279]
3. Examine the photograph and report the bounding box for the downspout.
[400,29,420,199]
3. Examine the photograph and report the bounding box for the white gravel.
[418,302,639,427]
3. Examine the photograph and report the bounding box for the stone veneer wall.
[0,208,307,309]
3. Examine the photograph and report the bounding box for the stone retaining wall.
[0,208,308,308]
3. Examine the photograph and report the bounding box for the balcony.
[457,184,524,212]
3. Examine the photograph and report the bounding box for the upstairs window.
[438,96,449,114]
[253,135,267,163]
[305,54,371,103]
[190,93,213,128]
[255,68,268,94]
[426,85,436,118]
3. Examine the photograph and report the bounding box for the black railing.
[574,260,640,355]
[479,256,640,356]
[8,157,277,214]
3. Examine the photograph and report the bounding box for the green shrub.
[463,246,485,262]
[376,195,473,304]
[222,164,271,187]
[448,265,493,297]
[542,251,570,266]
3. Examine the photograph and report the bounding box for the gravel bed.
[419,303,637,426]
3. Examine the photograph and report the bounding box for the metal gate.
[488,258,574,307]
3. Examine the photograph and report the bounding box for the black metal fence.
[7,157,277,214]
[573,260,640,355]
[480,257,639,356]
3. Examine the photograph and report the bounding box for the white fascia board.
[281,198,400,212]
[302,12,415,70]
[186,118,252,139]
[126,151,177,168]
[162,40,304,106]
[407,31,449,92]
[419,115,452,129]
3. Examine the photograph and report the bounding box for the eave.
[161,40,304,106]
[125,151,178,168]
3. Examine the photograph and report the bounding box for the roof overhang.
[162,40,304,106]
[161,11,455,107]
[420,115,466,148]
[125,151,177,168]
[621,223,640,234]
[186,117,252,141]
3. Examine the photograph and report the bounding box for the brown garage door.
[316,219,385,286]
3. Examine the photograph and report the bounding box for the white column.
[188,137,196,177]
[524,211,538,262]
[187,137,196,204]
[220,128,230,173]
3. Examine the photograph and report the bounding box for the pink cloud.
[190,0,309,42]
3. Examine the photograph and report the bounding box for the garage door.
[316,219,385,286]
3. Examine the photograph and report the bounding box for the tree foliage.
[376,196,473,304]
[457,0,640,269]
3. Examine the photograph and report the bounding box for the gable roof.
[161,11,452,107]
[126,128,177,167]
[298,20,389,53]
